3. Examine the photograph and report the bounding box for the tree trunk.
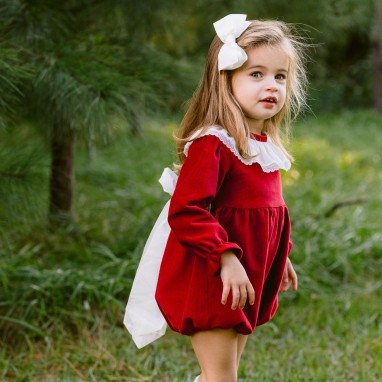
[49,126,75,226]
[372,0,382,112]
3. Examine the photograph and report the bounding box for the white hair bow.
[213,14,251,71]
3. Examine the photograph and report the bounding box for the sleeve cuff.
[208,242,243,276]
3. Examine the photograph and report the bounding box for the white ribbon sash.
[124,168,178,348]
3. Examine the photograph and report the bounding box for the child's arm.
[278,257,298,293]
[168,136,243,275]
[220,251,255,310]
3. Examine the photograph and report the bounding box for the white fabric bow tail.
[213,14,251,71]
[124,167,178,349]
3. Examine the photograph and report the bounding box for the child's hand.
[279,257,298,293]
[220,251,255,310]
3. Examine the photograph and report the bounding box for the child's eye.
[275,74,286,80]
[250,71,262,78]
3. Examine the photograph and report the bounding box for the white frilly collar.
[184,126,291,173]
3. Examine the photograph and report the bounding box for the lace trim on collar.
[184,126,291,173]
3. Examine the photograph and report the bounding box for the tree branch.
[323,197,368,218]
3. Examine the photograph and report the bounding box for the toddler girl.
[126,13,307,382]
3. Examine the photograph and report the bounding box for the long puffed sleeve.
[168,135,243,275]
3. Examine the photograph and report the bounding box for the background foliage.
[0,0,381,381]
[0,0,378,221]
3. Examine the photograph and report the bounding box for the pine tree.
[0,0,188,227]
[372,0,382,112]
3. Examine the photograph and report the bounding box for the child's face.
[231,44,289,134]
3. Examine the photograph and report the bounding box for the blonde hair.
[175,19,308,165]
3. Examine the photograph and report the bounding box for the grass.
[0,110,381,381]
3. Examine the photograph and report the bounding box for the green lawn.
[1,110,381,381]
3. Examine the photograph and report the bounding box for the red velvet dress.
[155,129,292,336]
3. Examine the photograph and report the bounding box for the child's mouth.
[260,97,277,104]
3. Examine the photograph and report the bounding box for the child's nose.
[264,77,278,91]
